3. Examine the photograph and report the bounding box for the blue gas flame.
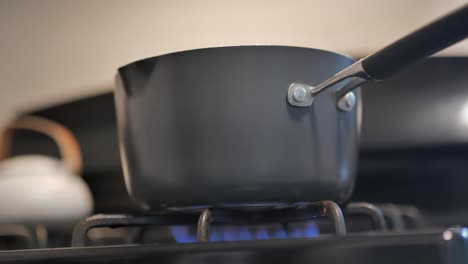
[170,221,319,243]
[169,226,197,243]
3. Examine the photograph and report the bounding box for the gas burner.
[71,201,394,247]
[1,227,467,264]
[195,200,347,242]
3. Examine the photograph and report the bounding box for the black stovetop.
[0,228,465,264]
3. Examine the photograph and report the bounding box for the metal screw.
[288,83,314,107]
[337,92,356,112]
[292,86,308,102]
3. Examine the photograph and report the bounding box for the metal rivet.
[288,83,314,107]
[292,86,308,102]
[337,92,356,112]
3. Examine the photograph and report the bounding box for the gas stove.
[0,229,466,264]
[4,56,468,263]
[1,201,465,264]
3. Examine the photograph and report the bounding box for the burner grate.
[72,200,347,246]
[71,201,397,246]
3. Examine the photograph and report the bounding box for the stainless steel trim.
[287,83,315,107]
[378,204,405,231]
[322,201,347,236]
[197,209,212,242]
[335,77,368,101]
[346,202,387,231]
[288,59,371,107]
[311,59,370,96]
[337,92,356,112]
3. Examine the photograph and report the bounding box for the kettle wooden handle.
[0,116,82,174]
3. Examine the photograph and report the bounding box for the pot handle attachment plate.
[288,3,468,108]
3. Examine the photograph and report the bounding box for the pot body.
[115,46,361,210]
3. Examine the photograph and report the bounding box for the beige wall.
[1,0,468,125]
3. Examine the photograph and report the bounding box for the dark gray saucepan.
[115,4,468,211]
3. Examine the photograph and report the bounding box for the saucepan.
[115,4,468,211]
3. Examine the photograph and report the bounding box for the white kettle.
[0,116,93,225]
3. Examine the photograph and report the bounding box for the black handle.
[362,4,468,80]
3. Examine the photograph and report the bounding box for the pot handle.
[361,3,468,80]
[0,116,82,174]
[288,3,468,107]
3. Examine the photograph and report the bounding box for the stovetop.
[0,202,465,264]
[0,229,466,264]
